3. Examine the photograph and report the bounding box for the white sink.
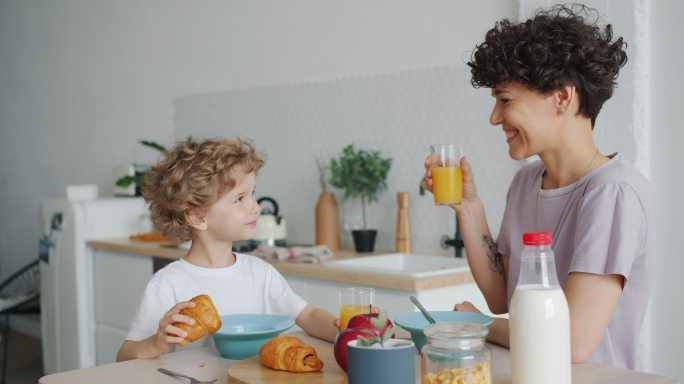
[323,253,469,278]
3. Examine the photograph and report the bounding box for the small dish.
[212,314,295,360]
[393,311,493,351]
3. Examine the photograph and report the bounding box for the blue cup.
[347,339,416,384]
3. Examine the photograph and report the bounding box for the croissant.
[259,336,324,372]
[173,294,221,346]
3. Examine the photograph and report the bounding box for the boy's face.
[202,168,261,243]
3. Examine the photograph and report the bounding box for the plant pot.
[352,230,377,253]
[113,164,148,197]
[347,339,415,384]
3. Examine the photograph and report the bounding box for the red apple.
[333,327,365,372]
[333,313,395,372]
[346,312,393,337]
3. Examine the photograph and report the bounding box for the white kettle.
[254,197,287,246]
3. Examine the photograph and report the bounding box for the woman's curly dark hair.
[468,4,627,126]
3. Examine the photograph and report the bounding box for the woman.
[422,5,651,369]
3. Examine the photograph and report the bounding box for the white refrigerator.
[39,197,148,373]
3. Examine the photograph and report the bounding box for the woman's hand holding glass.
[422,154,480,212]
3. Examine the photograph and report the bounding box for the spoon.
[409,295,436,324]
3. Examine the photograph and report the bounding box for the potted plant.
[345,309,415,384]
[329,144,391,252]
[114,140,167,197]
[115,138,191,197]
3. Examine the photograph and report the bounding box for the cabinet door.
[415,283,494,316]
[93,250,153,330]
[282,275,420,319]
[283,274,491,320]
[96,324,128,365]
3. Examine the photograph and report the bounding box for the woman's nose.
[490,103,503,126]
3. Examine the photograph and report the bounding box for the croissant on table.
[259,336,324,372]
[173,294,221,346]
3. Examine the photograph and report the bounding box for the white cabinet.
[283,274,491,320]
[92,249,153,364]
[87,243,492,366]
[95,325,128,365]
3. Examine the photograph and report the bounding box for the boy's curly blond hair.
[141,138,265,243]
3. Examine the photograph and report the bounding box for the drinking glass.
[339,287,375,330]
[430,144,463,205]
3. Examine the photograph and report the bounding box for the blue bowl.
[212,314,295,360]
[393,311,493,351]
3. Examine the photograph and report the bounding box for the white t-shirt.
[125,253,308,349]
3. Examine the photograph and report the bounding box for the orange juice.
[432,166,463,205]
[340,304,379,329]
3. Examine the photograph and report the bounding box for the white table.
[39,346,236,384]
[40,332,680,384]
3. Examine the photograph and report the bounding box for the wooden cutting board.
[227,332,347,384]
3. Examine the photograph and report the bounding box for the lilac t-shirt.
[497,153,652,369]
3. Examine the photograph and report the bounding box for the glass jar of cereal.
[421,322,491,384]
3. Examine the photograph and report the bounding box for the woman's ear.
[185,208,208,231]
[554,85,577,114]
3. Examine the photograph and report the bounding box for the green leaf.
[328,144,392,226]
[381,326,396,345]
[115,175,138,187]
[356,335,379,347]
[138,140,167,154]
[371,309,389,330]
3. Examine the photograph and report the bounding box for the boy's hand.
[155,301,196,353]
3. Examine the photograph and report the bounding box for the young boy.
[117,138,338,361]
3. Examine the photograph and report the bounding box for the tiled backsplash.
[174,65,519,256]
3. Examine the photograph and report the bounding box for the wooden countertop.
[40,331,678,383]
[87,238,475,292]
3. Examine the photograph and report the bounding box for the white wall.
[650,0,684,380]
[173,66,521,255]
[0,0,682,379]
[0,0,516,275]
[519,0,649,172]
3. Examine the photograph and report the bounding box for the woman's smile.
[504,128,518,142]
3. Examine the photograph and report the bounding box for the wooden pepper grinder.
[315,192,341,250]
[396,191,411,253]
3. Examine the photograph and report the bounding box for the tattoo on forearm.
[482,235,504,275]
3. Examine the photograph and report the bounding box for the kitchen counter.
[85,239,485,365]
[87,238,475,292]
[40,331,679,384]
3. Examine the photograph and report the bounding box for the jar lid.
[424,322,489,349]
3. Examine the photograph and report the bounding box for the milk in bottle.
[509,232,571,384]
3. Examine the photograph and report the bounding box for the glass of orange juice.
[430,144,463,205]
[339,287,376,330]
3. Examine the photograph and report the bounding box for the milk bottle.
[509,232,571,384]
